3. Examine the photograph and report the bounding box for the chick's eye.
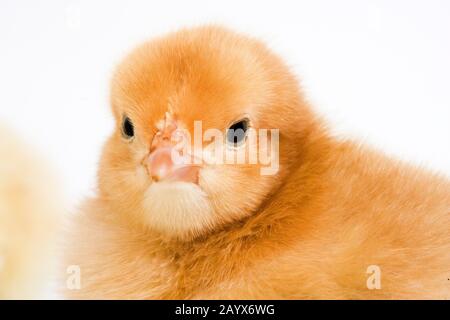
[122,117,134,139]
[226,118,249,146]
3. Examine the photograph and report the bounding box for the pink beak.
[145,113,199,184]
[146,146,199,183]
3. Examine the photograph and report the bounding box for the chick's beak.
[146,146,199,184]
[145,113,199,184]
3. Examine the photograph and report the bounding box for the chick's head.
[99,26,314,240]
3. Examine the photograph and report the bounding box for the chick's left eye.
[226,118,249,146]
[122,117,134,139]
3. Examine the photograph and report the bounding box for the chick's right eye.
[122,117,134,139]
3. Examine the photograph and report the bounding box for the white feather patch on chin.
[142,181,215,239]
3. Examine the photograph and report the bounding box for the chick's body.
[64,27,450,299]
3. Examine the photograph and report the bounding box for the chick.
[63,26,450,299]
[0,125,60,299]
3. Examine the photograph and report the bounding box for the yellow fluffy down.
[142,181,214,240]
[0,125,61,299]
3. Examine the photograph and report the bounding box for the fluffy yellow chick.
[0,125,60,299]
[63,26,450,299]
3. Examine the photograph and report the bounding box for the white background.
[1,0,449,209]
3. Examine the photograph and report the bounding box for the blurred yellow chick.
[0,125,61,299]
